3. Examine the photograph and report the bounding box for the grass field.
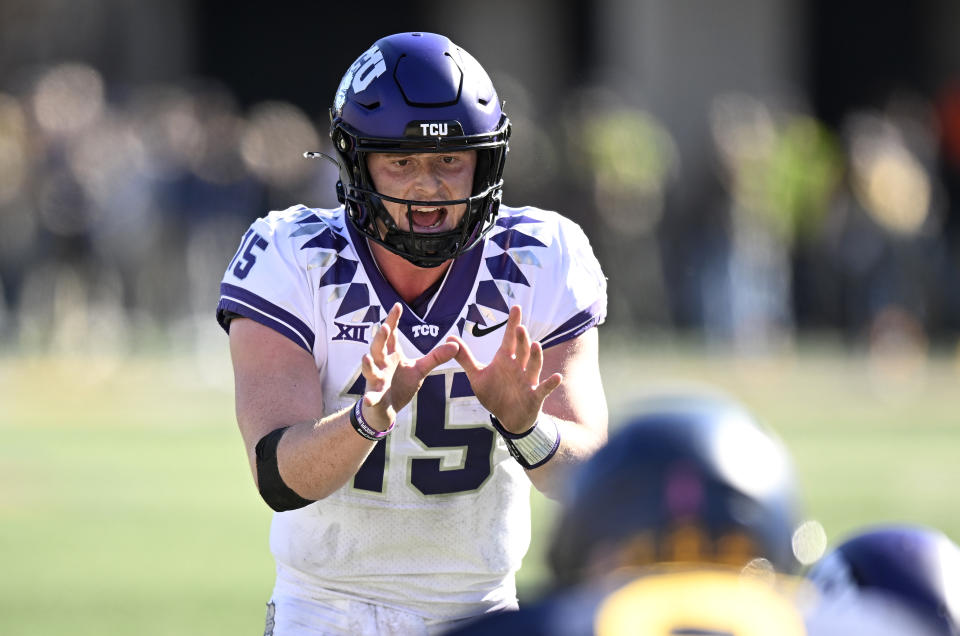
[2,334,958,634]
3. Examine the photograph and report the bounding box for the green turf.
[2,338,958,634]
[0,355,274,635]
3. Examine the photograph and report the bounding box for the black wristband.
[490,414,561,469]
[255,427,316,512]
[348,399,395,441]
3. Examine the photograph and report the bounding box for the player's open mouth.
[410,207,447,231]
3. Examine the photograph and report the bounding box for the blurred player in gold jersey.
[446,391,937,635]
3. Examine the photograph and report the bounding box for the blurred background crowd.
[1,0,959,359]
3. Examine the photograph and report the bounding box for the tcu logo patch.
[419,122,449,136]
[412,324,440,338]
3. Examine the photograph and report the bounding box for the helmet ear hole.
[333,130,353,152]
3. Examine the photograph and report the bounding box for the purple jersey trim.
[489,414,534,440]
[540,300,605,350]
[347,220,485,355]
[217,283,316,353]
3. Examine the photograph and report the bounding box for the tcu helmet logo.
[411,324,440,338]
[352,47,386,93]
[334,45,386,111]
[419,122,449,136]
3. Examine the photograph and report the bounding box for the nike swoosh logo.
[471,319,509,337]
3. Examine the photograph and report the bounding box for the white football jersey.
[217,204,607,621]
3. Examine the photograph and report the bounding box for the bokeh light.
[847,112,932,236]
[792,520,828,566]
[31,62,105,137]
[240,100,320,187]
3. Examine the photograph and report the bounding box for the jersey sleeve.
[216,212,318,354]
[529,216,607,349]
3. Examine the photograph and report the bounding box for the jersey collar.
[347,219,485,355]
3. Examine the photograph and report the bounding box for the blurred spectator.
[933,80,960,335]
[2,7,960,355]
[0,62,326,357]
[706,92,842,351]
[812,96,948,344]
[562,85,679,327]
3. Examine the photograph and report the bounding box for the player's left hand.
[446,305,562,434]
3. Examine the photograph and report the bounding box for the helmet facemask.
[333,117,510,268]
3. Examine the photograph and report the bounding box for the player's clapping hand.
[446,305,563,434]
[360,303,459,430]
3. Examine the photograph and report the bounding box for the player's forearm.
[251,401,389,504]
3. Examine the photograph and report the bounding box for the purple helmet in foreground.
[329,32,511,268]
[808,525,960,635]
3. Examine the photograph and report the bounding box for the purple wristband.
[349,399,394,441]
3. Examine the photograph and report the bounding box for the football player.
[806,524,960,635]
[446,391,812,635]
[216,32,608,635]
[447,393,947,636]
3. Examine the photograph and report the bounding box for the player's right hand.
[359,303,459,431]
[446,305,563,435]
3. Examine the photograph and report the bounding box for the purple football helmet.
[808,524,960,634]
[329,32,511,268]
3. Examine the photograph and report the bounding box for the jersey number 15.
[349,373,495,496]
